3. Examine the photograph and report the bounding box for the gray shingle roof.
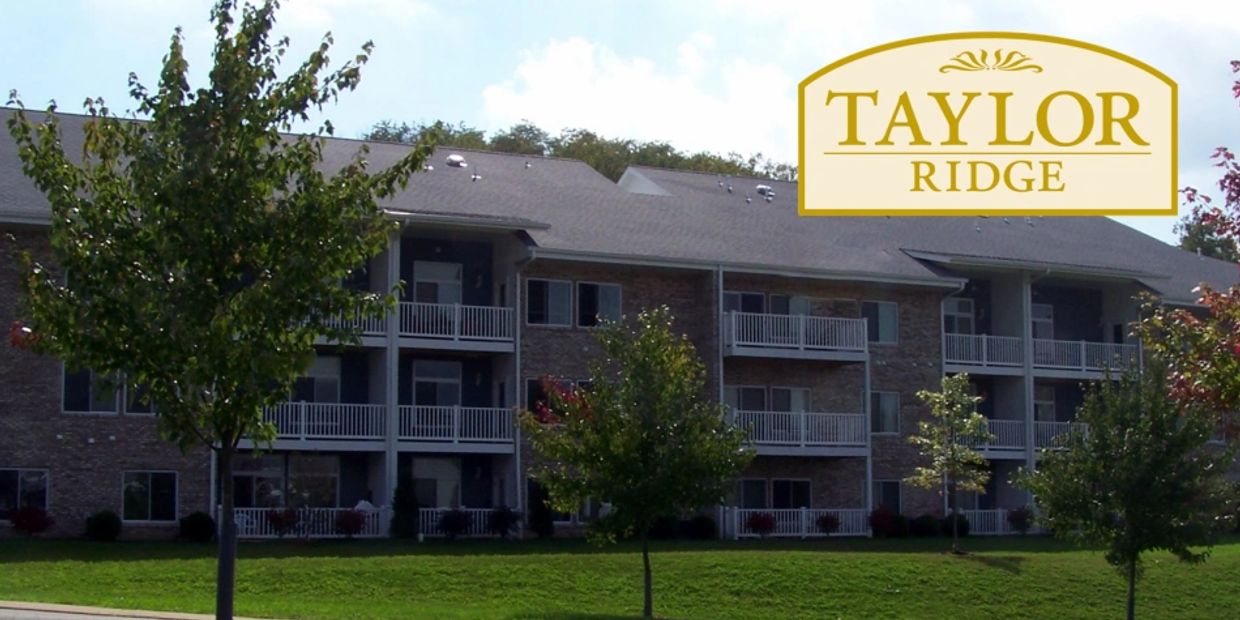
[1,108,1234,303]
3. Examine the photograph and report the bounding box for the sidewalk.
[0,602,264,620]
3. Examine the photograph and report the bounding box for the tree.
[905,373,993,554]
[1019,368,1235,620]
[365,119,487,150]
[519,306,752,618]
[487,121,549,155]
[5,2,430,617]
[1174,209,1240,262]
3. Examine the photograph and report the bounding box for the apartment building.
[2,109,1235,538]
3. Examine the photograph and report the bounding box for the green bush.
[942,513,971,537]
[648,515,680,540]
[178,511,215,542]
[85,510,121,541]
[683,515,718,540]
[1007,506,1033,535]
[437,509,473,540]
[910,514,940,537]
[390,481,420,539]
[487,506,521,539]
[527,492,556,539]
[815,513,841,535]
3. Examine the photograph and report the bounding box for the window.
[871,391,900,434]
[771,479,811,509]
[413,261,463,304]
[738,479,768,509]
[526,279,571,326]
[576,282,621,327]
[724,386,767,412]
[122,471,177,522]
[767,295,811,316]
[1034,385,1056,422]
[292,356,340,403]
[943,297,975,335]
[63,367,118,414]
[526,378,579,413]
[873,480,901,514]
[861,301,898,344]
[233,456,284,509]
[126,383,157,415]
[770,387,810,413]
[723,291,765,314]
[287,455,339,508]
[0,469,48,520]
[414,360,462,407]
[1031,303,1055,339]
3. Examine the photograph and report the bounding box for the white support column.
[863,348,874,537]
[383,230,401,512]
[1021,272,1037,504]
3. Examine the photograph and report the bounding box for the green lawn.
[1,536,1236,619]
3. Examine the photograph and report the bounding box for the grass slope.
[1,537,1236,619]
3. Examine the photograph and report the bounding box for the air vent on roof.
[423,163,434,172]
[471,172,482,182]
[745,195,752,204]
[446,154,468,168]
[756,184,775,198]
[524,161,532,169]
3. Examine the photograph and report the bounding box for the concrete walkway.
[0,602,263,620]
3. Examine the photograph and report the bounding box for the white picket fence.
[418,507,501,537]
[231,506,391,539]
[725,507,869,539]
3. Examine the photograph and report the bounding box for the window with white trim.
[870,391,900,434]
[872,480,901,514]
[576,282,621,327]
[63,367,118,414]
[943,297,975,335]
[414,360,462,407]
[1034,384,1056,422]
[861,301,899,344]
[122,471,177,522]
[126,383,157,416]
[723,291,765,314]
[0,469,48,520]
[413,261,463,304]
[724,386,768,412]
[1032,303,1055,339]
[770,387,810,413]
[738,479,768,509]
[771,479,811,509]
[292,356,341,404]
[526,279,571,326]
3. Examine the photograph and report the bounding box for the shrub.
[85,510,121,541]
[487,506,521,539]
[1007,506,1033,535]
[390,481,420,539]
[682,514,718,540]
[868,506,898,538]
[437,509,473,540]
[890,514,910,538]
[179,511,215,543]
[910,514,941,537]
[942,512,971,538]
[745,512,777,538]
[266,507,299,538]
[815,513,841,535]
[527,497,556,539]
[648,515,680,540]
[10,506,53,536]
[335,509,367,538]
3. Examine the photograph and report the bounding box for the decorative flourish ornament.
[939,49,1043,73]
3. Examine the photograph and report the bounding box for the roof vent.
[756,184,775,198]
[446,154,468,168]
[471,172,482,182]
[764,195,773,203]
[745,195,752,204]
[422,164,434,172]
[726,184,733,193]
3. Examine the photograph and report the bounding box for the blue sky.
[3,0,1239,243]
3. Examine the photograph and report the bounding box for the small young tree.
[519,306,752,618]
[1019,368,1235,620]
[905,373,993,553]
[5,2,431,617]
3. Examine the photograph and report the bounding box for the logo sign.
[799,32,1176,216]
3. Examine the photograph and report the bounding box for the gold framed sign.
[798,32,1176,216]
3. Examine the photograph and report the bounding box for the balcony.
[264,402,386,441]
[1034,421,1088,449]
[1032,339,1140,376]
[734,410,866,456]
[725,508,869,539]
[397,405,514,451]
[722,311,867,362]
[943,334,1023,374]
[398,302,514,352]
[233,506,391,539]
[960,419,1027,457]
[325,309,387,338]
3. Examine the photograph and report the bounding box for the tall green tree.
[520,306,752,618]
[365,119,487,150]
[905,373,994,553]
[1019,368,1235,620]
[1174,207,1240,263]
[5,1,430,617]
[488,120,549,155]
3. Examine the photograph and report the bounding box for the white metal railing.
[728,507,869,539]
[723,311,867,352]
[734,411,866,447]
[232,506,390,539]
[957,509,1012,536]
[325,308,386,336]
[1035,421,1088,448]
[398,405,514,443]
[418,507,498,537]
[960,419,1026,451]
[1032,339,1139,372]
[264,402,386,440]
[399,302,513,342]
[943,333,1023,367]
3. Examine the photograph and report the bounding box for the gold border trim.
[797,31,1178,217]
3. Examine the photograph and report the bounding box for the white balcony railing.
[723,311,867,353]
[728,508,869,539]
[960,419,1026,451]
[1035,421,1088,448]
[734,411,866,448]
[399,302,513,342]
[943,333,1023,367]
[232,506,390,539]
[398,405,514,443]
[957,509,1013,536]
[325,308,386,337]
[418,507,500,537]
[1032,339,1139,373]
[264,402,386,440]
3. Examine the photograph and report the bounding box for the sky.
[2,0,1239,244]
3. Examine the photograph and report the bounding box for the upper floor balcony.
[722,311,868,362]
[397,302,514,352]
[959,418,1028,459]
[943,333,1140,378]
[397,405,514,452]
[733,409,867,457]
[264,402,387,441]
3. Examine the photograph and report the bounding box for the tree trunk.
[1126,557,1137,620]
[216,447,237,620]
[950,479,959,554]
[641,532,653,618]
